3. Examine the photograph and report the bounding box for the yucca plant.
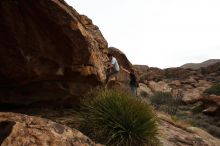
[78,88,159,146]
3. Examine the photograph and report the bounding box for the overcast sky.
[66,0,220,68]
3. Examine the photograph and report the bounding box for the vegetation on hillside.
[203,84,220,96]
[149,92,182,115]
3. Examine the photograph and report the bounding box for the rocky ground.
[136,62,220,138]
[0,112,103,146]
[1,108,219,146]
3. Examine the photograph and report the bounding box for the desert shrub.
[149,92,182,115]
[171,115,180,122]
[203,84,220,96]
[77,88,159,146]
[191,105,204,114]
[200,67,208,75]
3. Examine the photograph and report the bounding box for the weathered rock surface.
[181,79,211,103]
[140,67,165,82]
[0,0,108,105]
[164,67,198,80]
[148,81,172,93]
[157,112,220,146]
[137,83,153,97]
[0,112,103,146]
[182,87,206,103]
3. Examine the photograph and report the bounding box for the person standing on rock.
[121,67,139,96]
[105,53,120,84]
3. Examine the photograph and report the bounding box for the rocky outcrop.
[182,88,204,103]
[0,112,103,146]
[164,67,199,80]
[202,95,220,114]
[158,112,220,146]
[176,79,211,103]
[148,81,172,93]
[0,0,108,105]
[139,67,165,82]
[137,83,153,97]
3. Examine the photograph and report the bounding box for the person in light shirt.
[105,53,120,83]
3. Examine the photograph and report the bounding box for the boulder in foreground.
[0,112,103,146]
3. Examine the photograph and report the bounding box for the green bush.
[78,88,159,146]
[203,84,220,96]
[149,92,182,115]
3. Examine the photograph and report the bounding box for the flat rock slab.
[0,112,103,146]
[157,112,220,146]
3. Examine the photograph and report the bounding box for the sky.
[65,0,220,68]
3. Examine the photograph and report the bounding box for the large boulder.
[141,67,165,81]
[182,81,211,103]
[148,81,172,93]
[0,0,108,106]
[0,112,103,146]
[182,88,204,103]
[137,83,153,97]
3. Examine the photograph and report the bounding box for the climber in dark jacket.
[121,66,139,96]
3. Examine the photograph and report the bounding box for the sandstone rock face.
[140,67,165,82]
[182,81,211,103]
[157,112,220,146]
[182,88,204,103]
[137,83,153,97]
[148,81,172,93]
[0,0,108,105]
[0,112,103,146]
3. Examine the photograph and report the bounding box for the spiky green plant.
[78,88,158,146]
